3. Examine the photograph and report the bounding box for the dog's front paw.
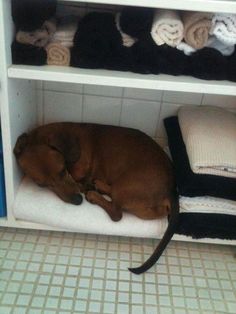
[85,191,97,204]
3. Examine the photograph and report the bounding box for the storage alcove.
[0,0,236,246]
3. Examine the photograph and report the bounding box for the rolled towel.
[52,16,79,48]
[151,9,184,47]
[178,106,236,178]
[182,11,212,49]
[11,0,57,31]
[115,13,137,47]
[46,42,70,66]
[210,13,236,46]
[119,6,154,39]
[11,40,47,65]
[16,18,57,48]
[16,28,50,48]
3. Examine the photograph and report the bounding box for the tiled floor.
[0,228,235,314]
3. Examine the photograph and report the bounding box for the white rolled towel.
[52,15,79,48]
[210,13,236,46]
[151,9,184,47]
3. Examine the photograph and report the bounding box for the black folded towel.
[164,116,236,200]
[11,41,47,65]
[119,6,154,39]
[11,0,57,31]
[71,12,133,71]
[131,35,190,76]
[177,213,236,240]
[189,47,228,80]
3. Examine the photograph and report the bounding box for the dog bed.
[13,177,168,238]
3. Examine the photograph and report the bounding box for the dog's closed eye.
[59,168,67,178]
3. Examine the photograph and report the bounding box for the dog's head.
[14,132,83,205]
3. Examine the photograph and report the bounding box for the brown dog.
[14,122,179,274]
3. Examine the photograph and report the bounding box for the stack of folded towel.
[11,3,236,82]
[11,0,57,65]
[164,106,236,240]
[46,15,78,66]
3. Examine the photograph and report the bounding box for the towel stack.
[11,0,58,65]
[164,106,236,240]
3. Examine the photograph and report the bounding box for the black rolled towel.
[11,0,57,31]
[71,12,132,71]
[11,41,47,66]
[227,47,236,82]
[119,6,154,39]
[189,47,228,80]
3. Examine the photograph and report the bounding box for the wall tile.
[163,91,202,105]
[120,99,161,137]
[43,91,83,123]
[83,95,121,125]
[84,85,123,98]
[44,81,83,94]
[202,94,236,108]
[123,88,163,101]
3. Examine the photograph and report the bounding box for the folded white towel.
[52,15,78,48]
[151,9,184,47]
[13,177,168,238]
[180,196,236,215]
[210,13,236,46]
[206,36,235,56]
[177,37,235,56]
[115,13,137,47]
[178,106,236,178]
[176,41,196,55]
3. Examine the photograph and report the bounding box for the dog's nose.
[71,193,83,205]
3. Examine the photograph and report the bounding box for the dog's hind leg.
[86,190,122,222]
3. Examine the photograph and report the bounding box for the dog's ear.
[48,133,81,164]
[14,133,29,158]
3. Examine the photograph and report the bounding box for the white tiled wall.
[38,82,236,145]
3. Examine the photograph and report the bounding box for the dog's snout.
[71,193,83,205]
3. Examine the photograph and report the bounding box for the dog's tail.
[128,191,179,275]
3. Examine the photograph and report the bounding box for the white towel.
[52,15,78,48]
[115,13,137,47]
[13,177,168,239]
[178,106,236,178]
[176,41,196,55]
[177,37,235,56]
[151,9,184,47]
[210,13,236,46]
[180,196,236,215]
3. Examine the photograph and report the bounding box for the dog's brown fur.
[14,122,179,274]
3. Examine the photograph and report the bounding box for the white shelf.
[8,65,236,96]
[63,0,236,14]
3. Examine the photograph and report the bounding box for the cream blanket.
[210,13,236,46]
[178,106,236,178]
[182,11,212,49]
[180,196,236,215]
[151,9,184,47]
